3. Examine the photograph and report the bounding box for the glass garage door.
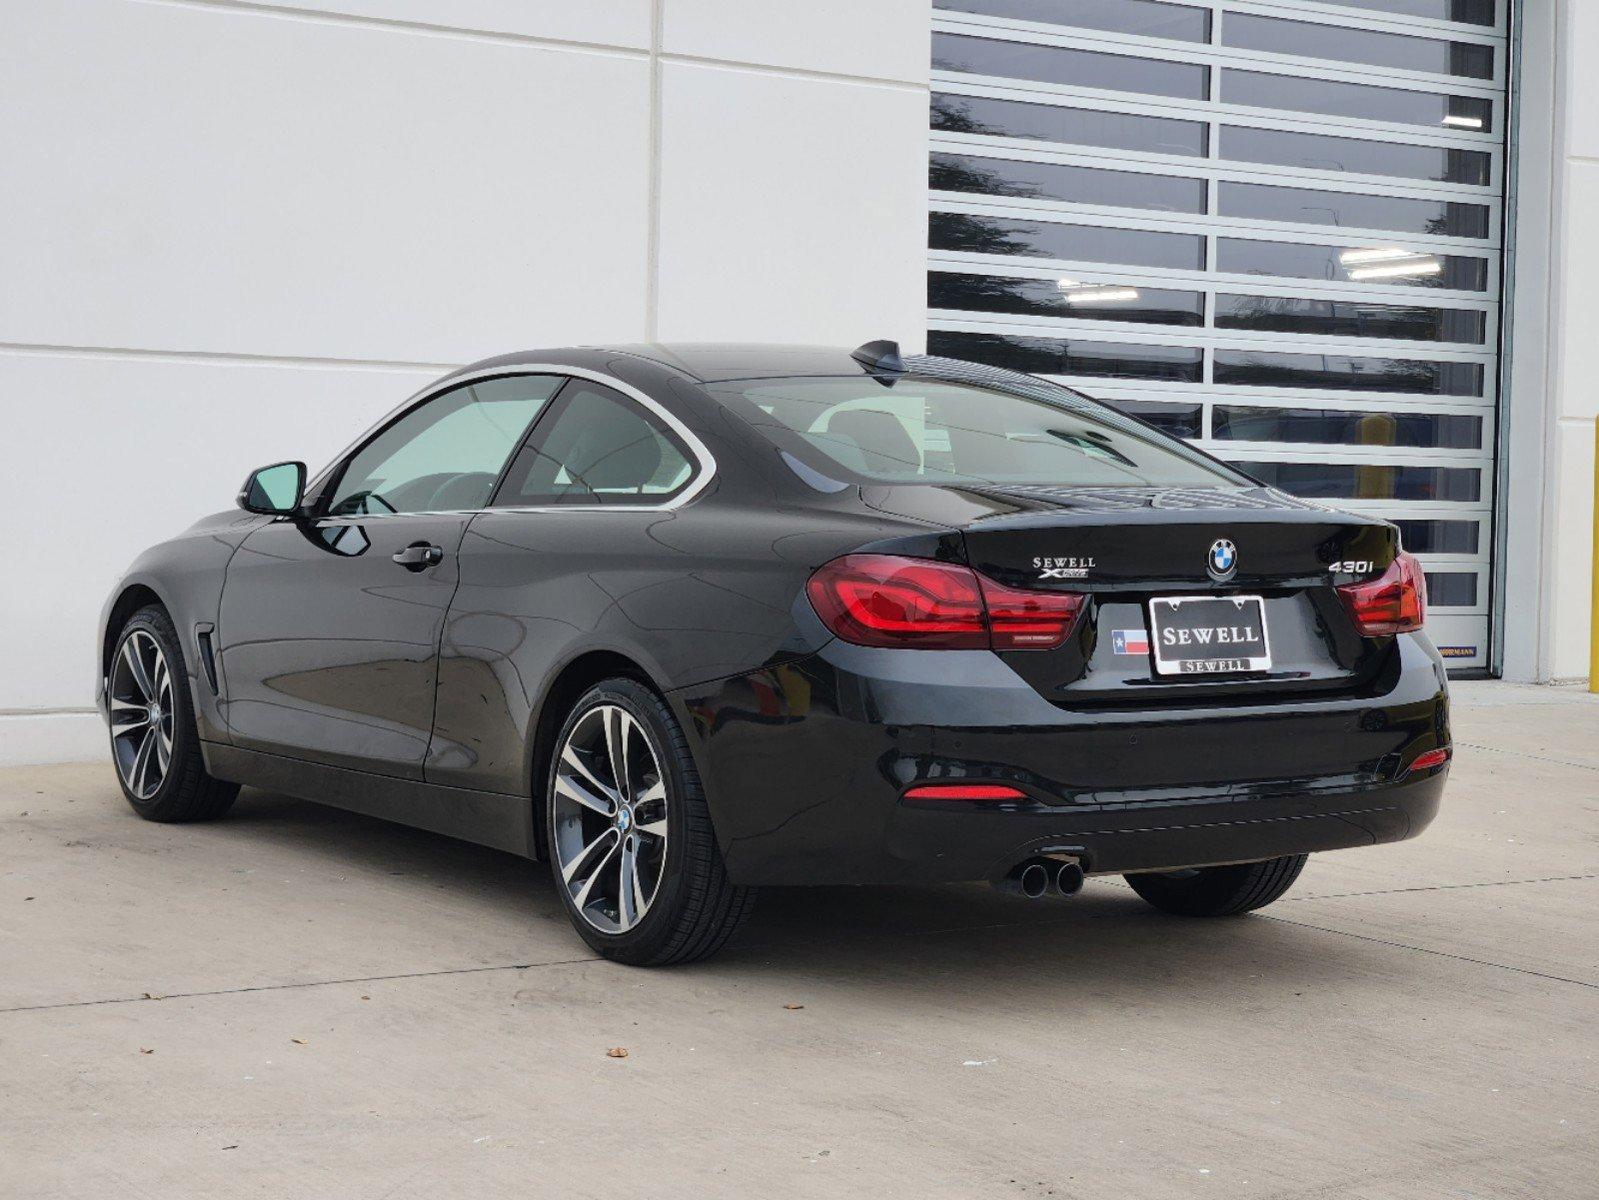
[926,0,1507,670]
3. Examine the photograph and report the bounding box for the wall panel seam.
[0,341,459,373]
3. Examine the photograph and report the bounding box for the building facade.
[1,0,1592,764]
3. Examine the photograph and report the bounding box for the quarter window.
[326,376,561,516]
[493,382,695,507]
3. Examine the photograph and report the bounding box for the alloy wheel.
[110,630,175,801]
[552,703,669,934]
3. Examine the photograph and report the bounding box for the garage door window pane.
[930,271,1204,326]
[1220,182,1490,239]
[1212,406,1484,449]
[1102,399,1203,438]
[931,212,1207,269]
[1223,70,1493,133]
[1246,461,1481,501]
[1215,295,1487,344]
[1394,519,1480,554]
[933,94,1207,157]
[934,0,1210,42]
[1214,351,1485,396]
[1224,14,1494,81]
[929,330,1204,381]
[934,33,1209,100]
[932,153,1207,212]
[1424,572,1479,606]
[1220,126,1491,187]
[1217,238,1489,291]
[1317,0,1494,28]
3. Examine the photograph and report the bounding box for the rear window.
[710,375,1246,488]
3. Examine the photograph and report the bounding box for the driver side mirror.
[237,461,306,515]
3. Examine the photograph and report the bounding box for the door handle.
[392,541,444,571]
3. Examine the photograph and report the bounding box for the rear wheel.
[1124,854,1308,917]
[108,605,238,823]
[546,678,755,966]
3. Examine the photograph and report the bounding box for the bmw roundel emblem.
[1207,538,1238,582]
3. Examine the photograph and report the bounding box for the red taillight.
[1336,552,1427,635]
[980,577,1087,650]
[806,555,1085,651]
[805,555,987,649]
[902,783,1028,802]
[1406,746,1451,774]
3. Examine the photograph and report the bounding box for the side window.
[326,376,562,516]
[492,382,695,507]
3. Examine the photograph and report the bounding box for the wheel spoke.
[554,771,615,817]
[562,827,618,886]
[635,816,667,839]
[122,638,155,702]
[130,727,158,796]
[557,745,617,812]
[110,701,149,737]
[635,779,665,806]
[571,837,620,910]
[153,655,171,708]
[618,842,642,930]
[604,707,633,801]
[154,727,171,773]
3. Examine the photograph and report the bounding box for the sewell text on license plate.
[1148,595,1271,676]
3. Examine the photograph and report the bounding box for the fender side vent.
[195,626,219,695]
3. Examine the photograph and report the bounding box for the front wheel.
[545,678,755,966]
[108,605,238,823]
[1124,854,1308,917]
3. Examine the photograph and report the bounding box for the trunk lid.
[861,483,1400,705]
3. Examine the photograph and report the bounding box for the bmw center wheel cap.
[1208,538,1238,582]
[616,805,633,833]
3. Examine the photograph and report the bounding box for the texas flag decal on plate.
[1112,628,1151,656]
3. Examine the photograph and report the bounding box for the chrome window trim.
[307,364,717,520]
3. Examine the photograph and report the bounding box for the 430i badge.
[96,341,1450,965]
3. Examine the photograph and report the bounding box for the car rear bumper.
[675,634,1450,886]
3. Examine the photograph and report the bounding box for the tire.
[545,678,755,966]
[107,605,239,823]
[1124,854,1308,917]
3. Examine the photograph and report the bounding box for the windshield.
[711,375,1248,489]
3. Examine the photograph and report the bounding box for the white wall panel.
[1568,0,1599,160]
[248,0,652,49]
[1547,36,1599,679]
[1,350,444,715]
[0,0,651,364]
[1547,418,1596,679]
[662,0,931,84]
[654,62,928,347]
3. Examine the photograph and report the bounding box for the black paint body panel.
[95,343,1451,883]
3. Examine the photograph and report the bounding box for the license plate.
[1148,595,1271,676]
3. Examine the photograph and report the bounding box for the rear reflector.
[902,783,1028,802]
[1406,746,1451,773]
[806,554,1085,651]
[1336,552,1427,635]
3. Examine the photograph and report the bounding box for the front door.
[216,374,564,778]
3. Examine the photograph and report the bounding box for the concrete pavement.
[2,683,1596,1199]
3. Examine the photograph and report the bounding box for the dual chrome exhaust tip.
[996,856,1086,899]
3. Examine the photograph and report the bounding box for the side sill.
[203,742,535,859]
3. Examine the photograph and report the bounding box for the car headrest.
[823,408,920,473]
[574,427,664,492]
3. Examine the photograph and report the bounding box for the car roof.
[458,343,871,384]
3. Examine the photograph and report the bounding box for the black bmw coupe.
[97,341,1449,964]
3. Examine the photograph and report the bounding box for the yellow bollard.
[1592,418,1599,692]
